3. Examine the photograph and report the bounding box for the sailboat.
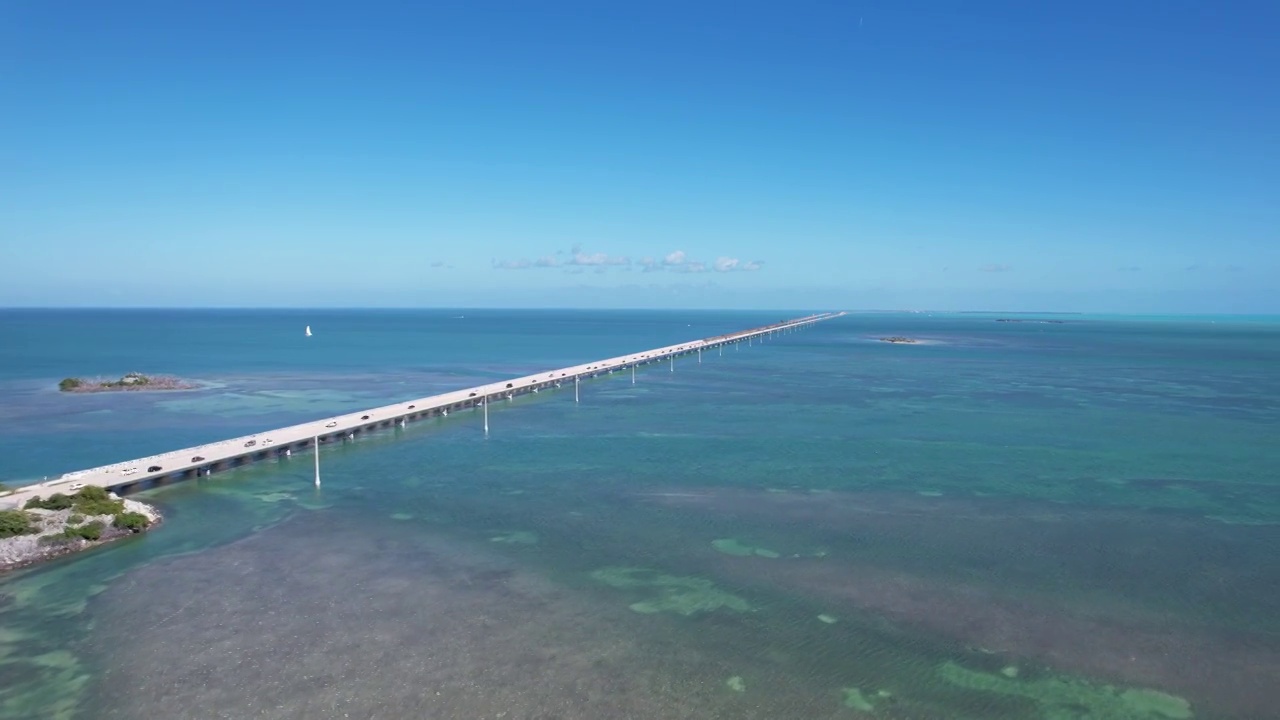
[305,325,312,337]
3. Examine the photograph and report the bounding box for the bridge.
[1,312,842,508]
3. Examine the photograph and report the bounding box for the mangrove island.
[59,372,196,393]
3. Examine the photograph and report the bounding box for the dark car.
[191,455,205,462]
[407,404,415,409]
[147,465,162,472]
[469,392,477,397]
[361,415,370,420]
[244,440,256,447]
[505,383,513,389]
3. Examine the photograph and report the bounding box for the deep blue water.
[0,309,1277,719]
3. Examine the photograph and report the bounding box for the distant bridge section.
[1,312,842,508]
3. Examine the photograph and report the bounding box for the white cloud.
[568,252,630,267]
[711,257,763,272]
[495,247,762,276]
[674,261,708,273]
[492,259,531,269]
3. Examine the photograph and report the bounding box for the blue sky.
[2,1,1277,312]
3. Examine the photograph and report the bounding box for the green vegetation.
[26,486,124,516]
[25,493,73,510]
[19,487,149,540]
[58,377,83,391]
[41,520,106,544]
[591,567,752,616]
[68,486,124,516]
[938,661,1193,719]
[726,676,746,692]
[0,510,37,538]
[112,512,148,533]
[62,521,104,541]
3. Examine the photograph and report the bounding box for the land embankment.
[0,487,162,572]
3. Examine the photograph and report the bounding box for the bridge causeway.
[1,313,841,508]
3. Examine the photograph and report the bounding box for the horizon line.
[2,306,1278,318]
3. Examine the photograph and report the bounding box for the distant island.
[995,319,1066,324]
[1,486,162,572]
[880,336,918,344]
[58,372,196,393]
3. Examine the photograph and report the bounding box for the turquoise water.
[1,310,1277,719]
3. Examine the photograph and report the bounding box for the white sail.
[305,325,312,337]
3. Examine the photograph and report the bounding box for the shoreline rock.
[879,336,918,344]
[0,497,163,573]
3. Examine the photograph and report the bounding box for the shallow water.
[1,310,1277,719]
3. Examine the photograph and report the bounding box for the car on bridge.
[325,421,338,428]
[191,456,205,462]
[361,415,370,420]
[147,465,162,472]
[244,440,256,448]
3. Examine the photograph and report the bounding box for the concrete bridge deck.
[1,313,841,508]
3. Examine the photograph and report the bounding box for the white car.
[68,482,85,491]
[325,421,338,428]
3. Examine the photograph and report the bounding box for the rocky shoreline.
[0,494,162,573]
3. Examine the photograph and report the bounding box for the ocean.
[0,309,1276,719]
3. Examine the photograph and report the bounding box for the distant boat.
[305,325,312,337]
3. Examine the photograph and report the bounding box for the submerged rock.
[590,567,752,616]
[938,660,1193,719]
[490,531,538,545]
[842,687,876,711]
[711,537,782,559]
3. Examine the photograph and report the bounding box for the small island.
[1,486,162,572]
[879,336,918,344]
[995,318,1066,324]
[58,372,196,393]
